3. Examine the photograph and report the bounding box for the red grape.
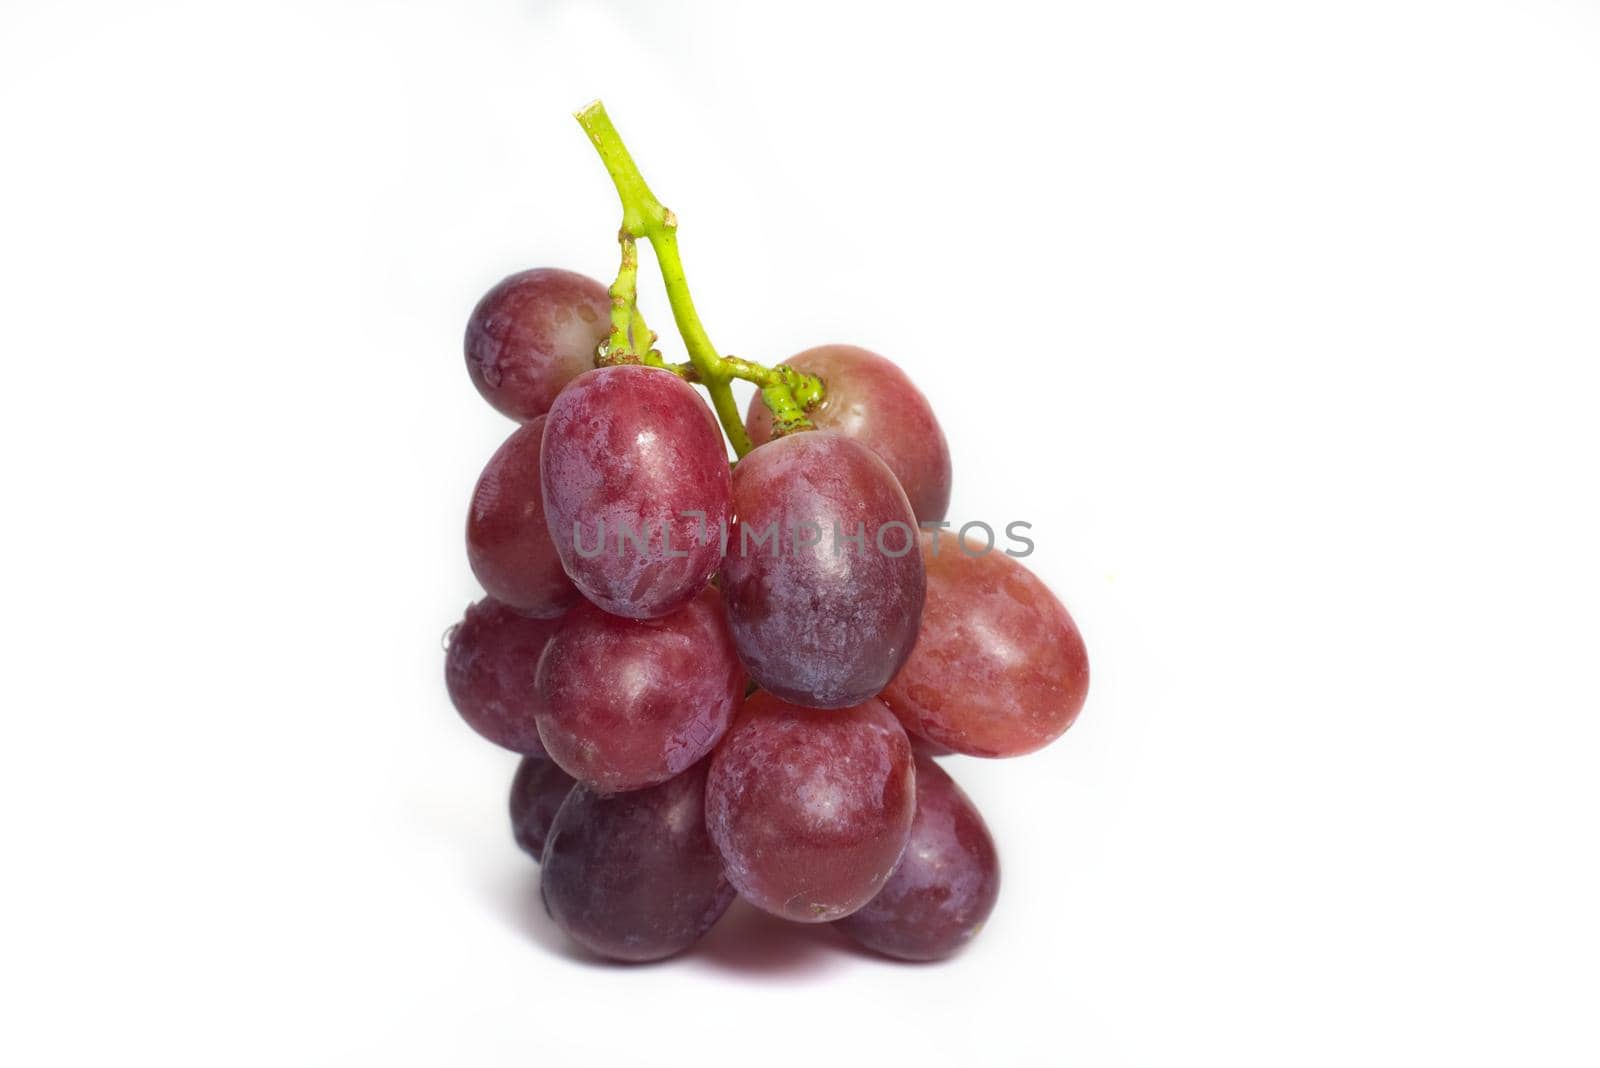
[705,693,915,922]
[535,587,743,793]
[882,531,1089,757]
[465,415,577,618]
[509,754,575,859]
[719,432,925,708]
[541,760,734,962]
[834,753,1000,961]
[464,268,610,422]
[443,598,560,755]
[744,344,952,522]
[541,365,731,619]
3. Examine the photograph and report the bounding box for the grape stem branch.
[600,233,651,364]
[575,100,822,456]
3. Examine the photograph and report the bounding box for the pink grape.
[719,431,924,708]
[882,531,1089,757]
[465,415,576,618]
[834,753,1000,961]
[541,365,731,619]
[443,598,559,755]
[508,754,575,859]
[705,693,916,922]
[464,268,610,422]
[535,587,743,793]
[541,760,734,962]
[744,344,952,522]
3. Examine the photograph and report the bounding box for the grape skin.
[464,268,611,423]
[509,754,576,859]
[541,760,734,962]
[881,531,1089,757]
[834,754,1000,961]
[705,693,916,923]
[535,587,744,793]
[466,415,577,618]
[444,598,560,755]
[541,365,732,620]
[719,432,925,708]
[744,344,952,523]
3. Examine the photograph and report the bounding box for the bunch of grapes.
[443,103,1090,964]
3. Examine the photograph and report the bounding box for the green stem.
[720,356,822,433]
[601,233,647,362]
[575,100,822,456]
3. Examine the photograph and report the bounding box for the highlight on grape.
[562,516,1039,560]
[444,101,1092,964]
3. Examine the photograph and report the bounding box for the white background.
[2,1,1597,1064]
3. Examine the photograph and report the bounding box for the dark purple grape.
[834,753,1000,961]
[882,530,1089,757]
[464,268,610,422]
[719,431,924,708]
[466,415,577,618]
[535,587,743,793]
[443,598,559,755]
[541,760,734,962]
[705,693,915,922]
[509,754,575,859]
[541,365,731,619]
[744,344,952,522]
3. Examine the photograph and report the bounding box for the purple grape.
[882,530,1089,757]
[464,268,610,422]
[834,753,1000,961]
[705,693,916,922]
[535,587,743,793]
[443,598,559,755]
[745,344,952,522]
[466,415,577,618]
[509,754,576,859]
[541,761,734,962]
[541,365,732,620]
[719,431,925,708]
